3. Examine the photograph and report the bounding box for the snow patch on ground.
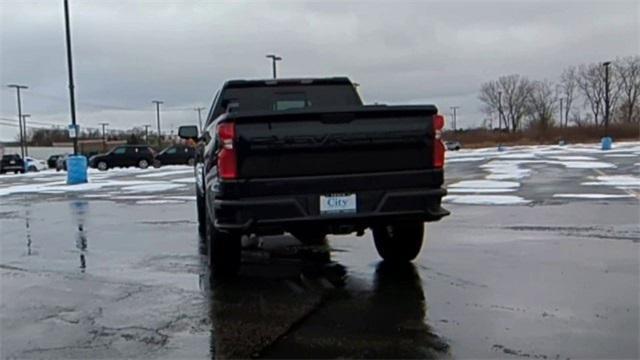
[171,177,196,184]
[554,161,616,169]
[120,183,186,193]
[604,154,638,158]
[481,161,532,180]
[496,153,538,159]
[443,195,530,205]
[448,180,520,189]
[137,169,193,178]
[582,175,640,187]
[446,157,486,163]
[447,188,516,193]
[553,193,634,199]
[549,156,597,161]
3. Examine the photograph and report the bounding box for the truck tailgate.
[231,105,438,178]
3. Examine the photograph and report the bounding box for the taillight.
[217,122,237,179]
[433,114,445,168]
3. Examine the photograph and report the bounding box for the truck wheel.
[206,214,241,277]
[372,222,424,262]
[292,231,327,245]
[138,159,149,169]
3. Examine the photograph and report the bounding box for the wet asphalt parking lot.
[1,142,639,359]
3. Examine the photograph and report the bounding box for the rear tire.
[206,211,241,277]
[138,159,149,169]
[97,161,108,171]
[372,222,424,262]
[187,158,195,166]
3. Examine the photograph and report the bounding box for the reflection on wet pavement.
[261,261,449,359]
[203,235,448,359]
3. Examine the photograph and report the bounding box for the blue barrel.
[601,137,613,151]
[67,155,88,184]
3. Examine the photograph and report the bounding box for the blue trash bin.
[67,155,88,184]
[601,137,613,151]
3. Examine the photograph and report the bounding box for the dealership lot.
[1,142,638,359]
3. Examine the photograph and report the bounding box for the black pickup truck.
[179,77,449,276]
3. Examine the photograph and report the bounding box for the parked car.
[24,156,47,172]
[1,154,25,174]
[88,145,156,171]
[47,154,62,169]
[179,77,449,276]
[153,144,196,167]
[445,141,462,151]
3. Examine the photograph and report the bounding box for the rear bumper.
[1,165,24,171]
[211,187,449,233]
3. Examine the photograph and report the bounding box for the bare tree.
[479,74,532,132]
[576,63,606,126]
[478,80,503,129]
[615,56,640,123]
[559,66,578,127]
[527,80,558,130]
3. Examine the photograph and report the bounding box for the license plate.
[320,193,356,215]
[9,160,15,165]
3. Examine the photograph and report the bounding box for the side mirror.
[178,125,199,140]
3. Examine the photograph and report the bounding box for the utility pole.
[603,61,611,136]
[194,107,205,132]
[559,98,563,128]
[266,54,282,79]
[450,106,460,131]
[21,114,30,156]
[143,125,151,144]
[99,122,109,151]
[63,0,79,156]
[497,91,503,131]
[152,100,163,146]
[7,84,28,159]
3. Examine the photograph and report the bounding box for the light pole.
[194,107,205,132]
[450,106,460,131]
[99,122,109,151]
[266,54,282,79]
[63,0,79,156]
[152,100,163,146]
[7,84,28,158]
[21,114,30,156]
[603,61,611,136]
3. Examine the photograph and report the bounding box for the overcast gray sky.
[1,0,638,141]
